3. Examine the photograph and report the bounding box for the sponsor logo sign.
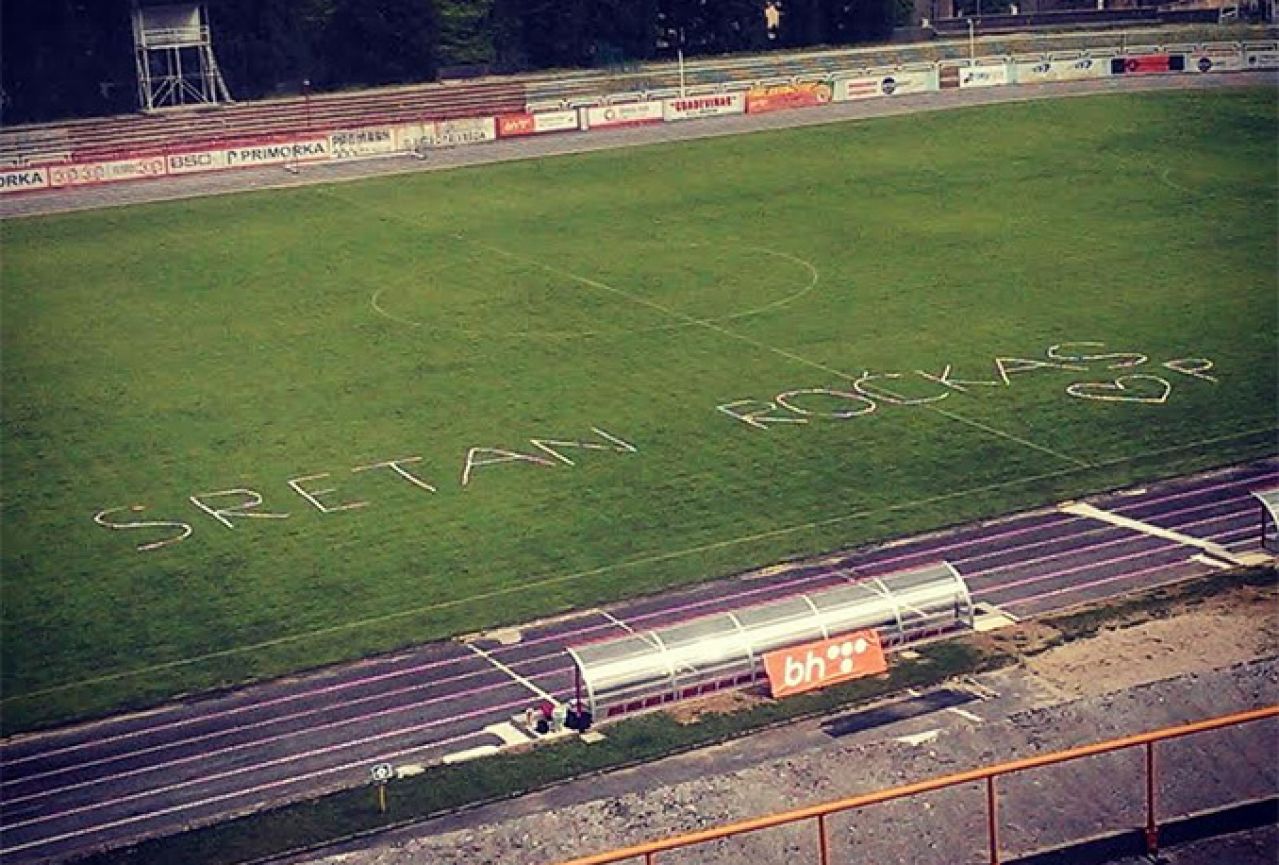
[763,630,888,698]
[959,63,1009,88]
[745,81,832,114]
[833,76,884,102]
[1245,47,1279,69]
[396,118,497,153]
[662,93,745,121]
[878,71,933,96]
[166,149,226,175]
[1110,54,1185,75]
[1191,47,1245,72]
[1014,57,1105,83]
[585,101,664,128]
[329,127,396,159]
[0,167,51,194]
[221,138,330,168]
[497,110,579,137]
[48,154,167,188]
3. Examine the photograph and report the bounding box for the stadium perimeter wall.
[1,38,1276,197]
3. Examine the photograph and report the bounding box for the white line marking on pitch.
[1060,501,1245,565]
[947,707,983,723]
[465,643,555,702]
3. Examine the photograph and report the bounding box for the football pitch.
[2,88,1275,733]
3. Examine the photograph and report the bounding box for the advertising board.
[329,126,397,159]
[1245,45,1279,68]
[48,154,167,188]
[166,149,227,175]
[833,76,884,102]
[497,110,579,137]
[584,101,664,128]
[0,166,52,194]
[662,93,745,121]
[745,81,832,114]
[1189,46,1246,72]
[763,630,887,699]
[959,63,1010,88]
[1014,56,1106,84]
[1110,54,1185,75]
[220,138,330,168]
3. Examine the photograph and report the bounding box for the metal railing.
[555,704,1279,865]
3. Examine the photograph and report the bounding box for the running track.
[2,457,1275,863]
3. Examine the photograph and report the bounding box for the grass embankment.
[79,566,1276,865]
[3,88,1276,732]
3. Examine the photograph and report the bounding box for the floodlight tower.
[131,2,233,112]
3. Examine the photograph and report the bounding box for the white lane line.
[1060,502,1245,565]
[947,707,983,723]
[0,724,512,856]
[896,729,941,746]
[1190,553,1233,571]
[998,558,1208,610]
[465,643,555,702]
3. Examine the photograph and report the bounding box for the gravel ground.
[297,589,1279,865]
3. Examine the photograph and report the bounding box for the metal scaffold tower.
[131,3,233,112]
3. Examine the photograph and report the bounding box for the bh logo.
[765,629,887,697]
[782,636,870,688]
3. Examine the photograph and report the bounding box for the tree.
[325,0,440,86]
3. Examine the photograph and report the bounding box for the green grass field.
[2,88,1276,733]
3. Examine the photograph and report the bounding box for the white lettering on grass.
[529,427,637,465]
[992,356,1085,386]
[716,399,808,429]
[189,489,290,528]
[460,448,555,487]
[1047,342,1148,368]
[1162,358,1217,382]
[775,388,877,417]
[853,372,947,406]
[351,456,437,492]
[287,473,370,513]
[915,365,1001,393]
[94,506,193,552]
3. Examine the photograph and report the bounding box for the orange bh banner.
[763,629,888,698]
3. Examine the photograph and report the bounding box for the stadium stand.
[0,23,1256,168]
[0,79,526,166]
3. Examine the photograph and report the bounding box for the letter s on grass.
[94,506,193,552]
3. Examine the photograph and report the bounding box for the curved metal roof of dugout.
[1252,488,1279,551]
[567,562,972,719]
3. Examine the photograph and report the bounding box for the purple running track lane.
[1,456,1275,863]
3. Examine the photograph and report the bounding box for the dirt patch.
[1024,584,1278,698]
[666,689,770,725]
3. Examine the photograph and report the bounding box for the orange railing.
[556,704,1279,865]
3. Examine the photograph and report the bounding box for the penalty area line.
[9,427,1274,705]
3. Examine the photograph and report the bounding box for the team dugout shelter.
[566,562,973,721]
[1252,488,1279,553]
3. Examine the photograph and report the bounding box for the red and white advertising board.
[329,126,397,159]
[833,76,884,102]
[662,93,745,121]
[746,82,833,114]
[959,63,1010,88]
[497,110,579,137]
[48,154,168,188]
[1014,56,1106,84]
[1111,54,1184,75]
[763,630,887,699]
[584,101,664,129]
[0,167,52,195]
